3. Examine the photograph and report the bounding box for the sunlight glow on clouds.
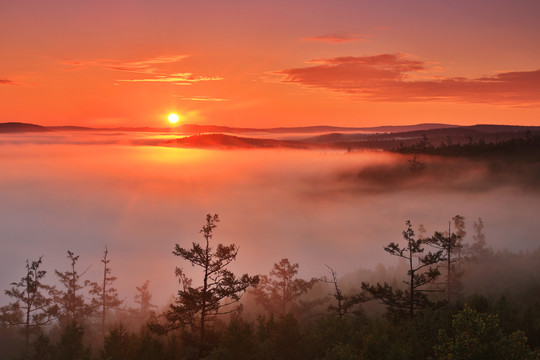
[119,73,224,85]
[0,79,17,85]
[302,33,369,43]
[278,53,540,105]
[175,96,229,102]
[62,55,189,74]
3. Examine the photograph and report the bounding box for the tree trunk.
[26,302,31,351]
[25,272,31,352]
[199,234,210,358]
[447,249,452,303]
[409,245,414,318]
[102,264,106,336]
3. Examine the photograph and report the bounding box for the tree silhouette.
[434,306,536,360]
[425,230,460,303]
[53,251,92,326]
[55,321,92,360]
[468,217,493,262]
[133,280,157,322]
[0,257,58,351]
[154,214,259,357]
[322,265,356,319]
[87,246,123,336]
[252,258,318,315]
[362,221,445,318]
[452,215,466,267]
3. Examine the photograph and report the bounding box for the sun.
[168,113,180,124]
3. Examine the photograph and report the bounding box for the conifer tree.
[133,280,157,322]
[54,251,92,326]
[468,217,493,261]
[87,246,123,336]
[1,257,58,350]
[252,258,318,315]
[452,215,466,267]
[154,214,259,357]
[425,230,460,302]
[362,220,445,318]
[322,265,354,318]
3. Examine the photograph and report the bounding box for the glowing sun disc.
[168,113,179,123]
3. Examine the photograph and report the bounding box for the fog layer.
[0,133,538,306]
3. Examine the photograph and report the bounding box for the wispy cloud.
[0,79,18,85]
[302,33,369,44]
[175,95,229,102]
[118,73,223,85]
[61,55,222,86]
[61,55,189,74]
[277,53,540,105]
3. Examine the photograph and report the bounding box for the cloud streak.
[302,33,369,44]
[61,55,222,86]
[62,55,189,74]
[175,95,229,102]
[118,73,223,85]
[0,79,18,85]
[277,53,540,105]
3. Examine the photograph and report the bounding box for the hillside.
[0,122,49,133]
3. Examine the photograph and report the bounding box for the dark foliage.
[362,221,445,318]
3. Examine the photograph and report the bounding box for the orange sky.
[1,0,540,128]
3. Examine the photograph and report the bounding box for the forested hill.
[393,133,540,161]
[0,122,49,133]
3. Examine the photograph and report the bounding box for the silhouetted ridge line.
[0,122,49,133]
[161,134,310,149]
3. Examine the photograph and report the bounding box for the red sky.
[1,0,540,128]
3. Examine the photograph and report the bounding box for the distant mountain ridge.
[162,134,308,149]
[0,122,49,133]
[0,121,493,134]
[2,121,538,135]
[2,122,539,151]
[177,123,459,134]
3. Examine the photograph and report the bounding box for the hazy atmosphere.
[1,132,538,306]
[1,0,540,359]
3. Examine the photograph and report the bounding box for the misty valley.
[0,127,539,359]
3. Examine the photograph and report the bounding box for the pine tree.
[322,265,354,318]
[252,258,318,316]
[362,220,445,318]
[153,214,259,357]
[53,251,93,326]
[87,246,123,336]
[1,257,58,351]
[468,217,493,262]
[452,215,466,267]
[425,230,460,302]
[133,280,157,322]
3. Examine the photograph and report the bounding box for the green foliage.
[54,251,93,326]
[304,315,365,359]
[30,332,55,360]
[362,221,445,318]
[323,342,361,360]
[101,324,132,360]
[255,314,304,360]
[133,329,165,360]
[433,305,537,360]
[156,214,259,357]
[87,247,123,336]
[206,318,257,360]
[55,321,92,360]
[394,133,540,161]
[1,257,57,350]
[253,258,318,316]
